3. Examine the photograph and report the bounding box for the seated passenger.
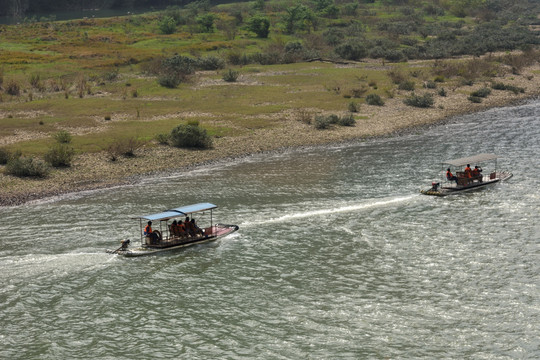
[170,220,178,237]
[144,221,159,243]
[446,168,458,183]
[177,220,187,238]
[472,166,483,181]
[191,218,204,236]
[185,217,195,237]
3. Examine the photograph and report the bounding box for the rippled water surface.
[1,101,539,359]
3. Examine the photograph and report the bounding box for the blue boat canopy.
[135,203,217,222]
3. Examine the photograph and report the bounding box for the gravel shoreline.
[1,66,539,207]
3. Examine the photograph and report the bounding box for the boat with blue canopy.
[107,202,239,257]
[421,153,512,196]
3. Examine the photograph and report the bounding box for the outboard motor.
[431,182,440,191]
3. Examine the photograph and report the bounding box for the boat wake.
[241,194,418,227]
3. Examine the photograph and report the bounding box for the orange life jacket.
[144,225,152,235]
[464,166,472,177]
[446,170,453,179]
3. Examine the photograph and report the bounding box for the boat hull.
[421,172,512,197]
[108,224,239,257]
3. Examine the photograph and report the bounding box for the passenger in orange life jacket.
[144,220,158,243]
[464,164,472,178]
[472,165,483,181]
[446,168,458,183]
[177,219,187,237]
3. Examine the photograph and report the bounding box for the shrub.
[104,115,111,121]
[170,123,212,149]
[158,74,181,88]
[468,95,483,103]
[5,156,50,178]
[387,69,407,84]
[158,55,196,88]
[44,143,75,167]
[434,75,445,82]
[103,69,119,81]
[491,82,525,94]
[6,80,20,96]
[54,130,72,144]
[155,133,170,145]
[398,80,415,91]
[404,93,434,108]
[424,80,437,89]
[348,102,359,113]
[335,40,367,61]
[196,55,225,70]
[314,115,332,129]
[338,114,356,126]
[0,148,11,164]
[438,87,447,97]
[106,137,144,160]
[222,69,239,82]
[366,93,385,106]
[470,87,491,98]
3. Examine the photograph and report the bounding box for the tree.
[196,13,216,33]
[158,16,177,34]
[247,15,270,38]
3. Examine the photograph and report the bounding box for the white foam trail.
[242,194,418,227]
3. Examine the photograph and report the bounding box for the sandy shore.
[1,63,539,207]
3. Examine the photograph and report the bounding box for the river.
[1,100,539,359]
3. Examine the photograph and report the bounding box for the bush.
[348,102,359,113]
[54,130,72,144]
[366,93,385,106]
[424,80,437,89]
[106,137,144,160]
[468,95,483,103]
[6,80,20,96]
[0,148,11,164]
[170,123,212,149]
[157,55,196,88]
[196,56,225,70]
[438,87,447,97]
[470,87,491,98]
[491,82,525,94]
[338,114,356,126]
[5,156,50,178]
[398,80,415,91]
[335,40,367,60]
[44,143,75,167]
[155,133,170,145]
[404,93,434,108]
[222,69,239,82]
[314,115,332,129]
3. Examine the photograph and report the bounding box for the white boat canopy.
[444,153,498,167]
[135,203,217,222]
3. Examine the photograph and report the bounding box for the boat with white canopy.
[107,203,238,257]
[421,153,512,196]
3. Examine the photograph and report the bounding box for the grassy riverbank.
[1,57,539,206]
[1,4,539,206]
